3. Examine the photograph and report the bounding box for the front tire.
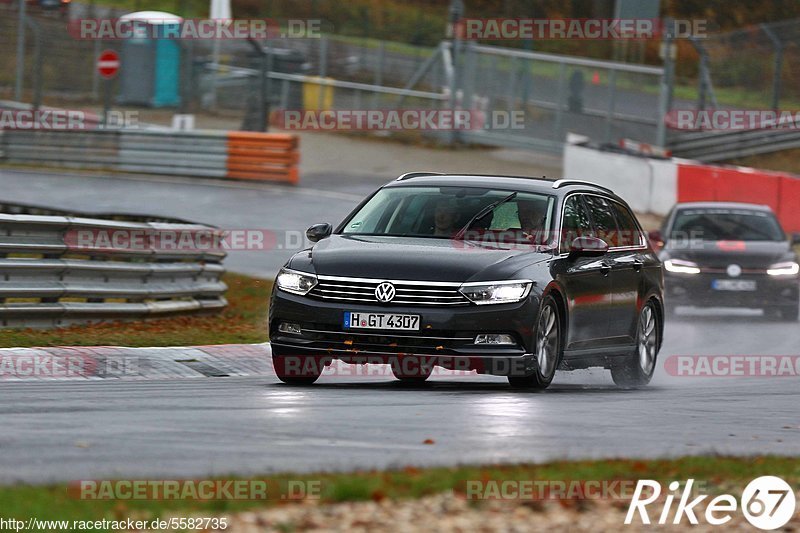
[508,295,561,390]
[769,304,799,322]
[611,300,660,388]
[272,352,323,385]
[391,357,433,384]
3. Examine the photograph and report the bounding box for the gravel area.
[163,490,800,532]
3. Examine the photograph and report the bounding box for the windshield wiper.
[455,192,517,239]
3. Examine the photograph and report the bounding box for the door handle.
[569,260,611,275]
[616,257,644,272]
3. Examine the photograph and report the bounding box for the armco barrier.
[564,136,800,233]
[0,213,227,329]
[0,129,300,184]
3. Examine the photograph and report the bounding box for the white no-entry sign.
[97,50,120,79]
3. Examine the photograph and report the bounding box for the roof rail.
[395,171,445,181]
[551,179,614,194]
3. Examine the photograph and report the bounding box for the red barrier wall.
[677,163,798,233]
[778,175,800,233]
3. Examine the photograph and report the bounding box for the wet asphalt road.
[2,311,799,485]
[0,169,798,484]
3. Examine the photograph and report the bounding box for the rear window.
[671,209,785,242]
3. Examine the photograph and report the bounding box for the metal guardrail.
[0,129,300,183]
[0,213,227,329]
[668,122,800,161]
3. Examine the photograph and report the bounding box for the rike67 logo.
[625,477,796,530]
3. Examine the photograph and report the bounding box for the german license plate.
[344,312,420,331]
[712,279,757,291]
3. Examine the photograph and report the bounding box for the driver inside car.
[516,200,548,244]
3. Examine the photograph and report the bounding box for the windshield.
[341,186,556,244]
[671,208,785,242]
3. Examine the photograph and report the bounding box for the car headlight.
[767,261,800,276]
[276,268,318,295]
[459,280,532,305]
[663,259,701,274]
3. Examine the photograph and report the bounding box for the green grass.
[0,273,272,348]
[0,456,797,529]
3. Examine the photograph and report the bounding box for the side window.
[560,195,593,253]
[610,201,643,247]
[583,195,620,247]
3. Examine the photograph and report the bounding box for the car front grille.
[309,275,470,306]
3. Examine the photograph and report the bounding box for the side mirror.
[792,233,800,246]
[306,223,332,243]
[568,236,609,260]
[648,230,665,249]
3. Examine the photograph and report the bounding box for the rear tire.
[508,295,561,390]
[611,300,660,389]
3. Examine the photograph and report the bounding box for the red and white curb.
[0,343,273,381]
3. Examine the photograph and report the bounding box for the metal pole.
[15,0,27,101]
[554,62,567,143]
[761,24,783,111]
[372,41,384,110]
[656,18,675,148]
[25,17,42,112]
[604,69,617,143]
[102,79,111,127]
[317,36,328,111]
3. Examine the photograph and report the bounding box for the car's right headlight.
[276,268,318,295]
[767,261,800,277]
[459,280,532,305]
[663,259,701,274]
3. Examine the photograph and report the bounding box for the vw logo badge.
[375,282,396,303]
[727,264,742,278]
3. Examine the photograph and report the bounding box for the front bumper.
[665,272,799,307]
[269,288,540,376]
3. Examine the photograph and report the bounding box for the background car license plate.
[344,312,420,330]
[712,279,757,291]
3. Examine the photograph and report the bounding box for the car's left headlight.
[767,261,800,276]
[276,268,318,295]
[459,280,532,305]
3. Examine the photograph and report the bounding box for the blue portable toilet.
[117,11,182,107]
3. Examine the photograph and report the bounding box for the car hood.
[662,240,795,268]
[288,235,552,282]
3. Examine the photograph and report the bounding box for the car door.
[554,194,613,349]
[584,195,642,345]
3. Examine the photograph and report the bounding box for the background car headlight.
[459,281,531,305]
[276,268,318,295]
[664,259,701,274]
[767,261,800,276]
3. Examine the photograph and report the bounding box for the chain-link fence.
[690,18,800,110]
[2,3,670,153]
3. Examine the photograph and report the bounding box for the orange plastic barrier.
[677,163,798,232]
[225,132,299,184]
